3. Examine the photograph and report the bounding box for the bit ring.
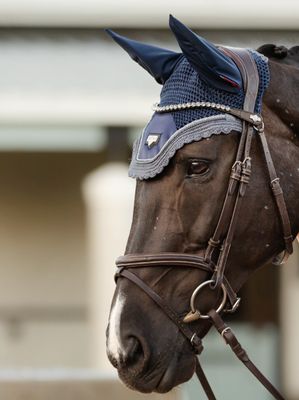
[190,279,227,320]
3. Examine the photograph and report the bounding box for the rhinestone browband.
[152,101,231,113]
[152,101,263,127]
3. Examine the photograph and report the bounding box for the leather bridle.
[114,49,293,399]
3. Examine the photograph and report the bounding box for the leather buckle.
[208,238,220,248]
[230,161,242,181]
[249,114,262,124]
[190,333,204,355]
[270,177,280,187]
[254,120,264,133]
[224,297,241,314]
[220,327,232,343]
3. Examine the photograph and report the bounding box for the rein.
[115,49,293,400]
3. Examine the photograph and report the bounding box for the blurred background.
[0,0,297,399]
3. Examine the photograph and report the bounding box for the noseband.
[115,49,293,400]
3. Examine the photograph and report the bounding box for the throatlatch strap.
[258,129,293,256]
[206,48,260,289]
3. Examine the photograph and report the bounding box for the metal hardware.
[254,120,265,133]
[230,161,242,182]
[224,297,241,313]
[231,160,242,170]
[146,134,161,148]
[270,177,280,186]
[242,156,251,165]
[221,326,232,342]
[183,280,227,322]
[190,333,197,345]
[152,101,231,113]
[249,114,262,124]
[208,238,221,248]
[183,310,202,323]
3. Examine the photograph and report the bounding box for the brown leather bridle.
[114,49,293,400]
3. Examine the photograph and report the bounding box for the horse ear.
[169,15,243,93]
[105,29,183,84]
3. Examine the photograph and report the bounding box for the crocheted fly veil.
[106,15,270,179]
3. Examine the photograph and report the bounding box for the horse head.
[106,16,299,394]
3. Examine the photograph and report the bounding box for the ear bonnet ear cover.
[106,17,270,180]
[105,29,183,84]
[169,15,243,93]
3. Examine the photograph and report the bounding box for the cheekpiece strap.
[206,48,260,291]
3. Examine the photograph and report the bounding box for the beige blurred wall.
[0,152,102,367]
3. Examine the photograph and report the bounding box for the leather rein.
[115,49,293,399]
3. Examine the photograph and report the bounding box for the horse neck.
[264,60,299,133]
[263,60,299,237]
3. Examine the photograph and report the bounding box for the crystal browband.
[152,101,231,113]
[152,101,263,127]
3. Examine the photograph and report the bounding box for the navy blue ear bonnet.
[106,16,270,180]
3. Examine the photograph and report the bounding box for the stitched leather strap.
[118,264,287,399]
[258,129,293,256]
[116,254,238,309]
[117,269,204,354]
[195,358,217,400]
[207,49,260,289]
[117,268,219,399]
[208,310,285,400]
[116,253,213,272]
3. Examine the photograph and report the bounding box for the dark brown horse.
[106,20,299,396]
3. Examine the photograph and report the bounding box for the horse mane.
[257,44,299,69]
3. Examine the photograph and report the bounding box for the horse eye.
[187,160,210,176]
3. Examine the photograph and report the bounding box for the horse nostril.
[121,336,144,369]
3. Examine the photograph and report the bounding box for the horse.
[105,16,299,399]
